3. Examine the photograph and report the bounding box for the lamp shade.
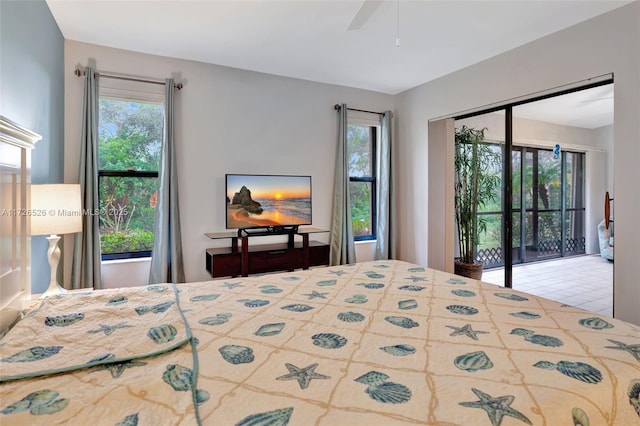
[31,184,83,236]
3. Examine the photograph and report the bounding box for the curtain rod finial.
[74,69,84,77]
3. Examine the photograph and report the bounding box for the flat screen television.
[225,174,312,231]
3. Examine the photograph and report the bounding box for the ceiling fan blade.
[347,0,383,31]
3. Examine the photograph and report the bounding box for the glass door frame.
[454,79,612,288]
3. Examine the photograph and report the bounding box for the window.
[98,97,164,259]
[347,124,377,240]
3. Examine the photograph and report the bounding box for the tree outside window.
[98,98,163,258]
[347,124,377,240]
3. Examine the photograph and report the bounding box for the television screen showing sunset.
[226,174,312,229]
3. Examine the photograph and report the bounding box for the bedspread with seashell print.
[1,260,639,425]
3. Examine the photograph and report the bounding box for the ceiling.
[513,84,614,129]
[46,0,624,127]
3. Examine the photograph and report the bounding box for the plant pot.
[454,261,483,280]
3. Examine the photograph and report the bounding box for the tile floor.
[481,254,613,317]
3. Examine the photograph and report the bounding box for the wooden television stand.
[205,227,329,278]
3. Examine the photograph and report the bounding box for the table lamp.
[31,184,82,297]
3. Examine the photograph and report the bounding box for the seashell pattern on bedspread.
[0,284,190,382]
[1,260,639,425]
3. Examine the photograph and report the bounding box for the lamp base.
[40,280,68,298]
[39,235,68,299]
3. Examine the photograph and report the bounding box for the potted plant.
[454,125,501,279]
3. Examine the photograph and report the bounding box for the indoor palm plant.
[454,125,501,279]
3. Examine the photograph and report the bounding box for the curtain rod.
[74,69,183,90]
[334,104,386,116]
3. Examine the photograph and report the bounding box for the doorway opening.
[452,80,614,316]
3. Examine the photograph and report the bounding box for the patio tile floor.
[481,254,613,317]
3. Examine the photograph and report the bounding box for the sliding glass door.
[512,147,585,264]
[455,111,587,289]
[445,80,613,315]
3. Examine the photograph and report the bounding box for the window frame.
[347,123,378,241]
[97,91,163,261]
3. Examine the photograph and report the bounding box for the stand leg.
[241,236,249,277]
[302,233,309,270]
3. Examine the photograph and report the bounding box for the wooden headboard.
[0,116,41,335]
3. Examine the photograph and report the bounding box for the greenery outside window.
[347,124,377,240]
[98,97,163,259]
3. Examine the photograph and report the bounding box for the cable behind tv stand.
[205,227,329,278]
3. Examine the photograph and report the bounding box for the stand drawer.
[249,247,303,273]
[206,249,240,277]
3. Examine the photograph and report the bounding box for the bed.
[1,259,639,425]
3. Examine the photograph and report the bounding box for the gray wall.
[63,40,395,286]
[396,2,639,324]
[0,0,65,293]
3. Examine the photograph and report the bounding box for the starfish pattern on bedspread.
[276,363,331,389]
[86,323,133,336]
[459,388,532,426]
[446,324,489,341]
[221,282,243,289]
[302,291,328,300]
[605,339,640,362]
[92,360,148,379]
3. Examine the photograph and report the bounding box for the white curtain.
[375,111,394,259]
[149,78,185,284]
[329,104,356,265]
[72,66,102,289]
